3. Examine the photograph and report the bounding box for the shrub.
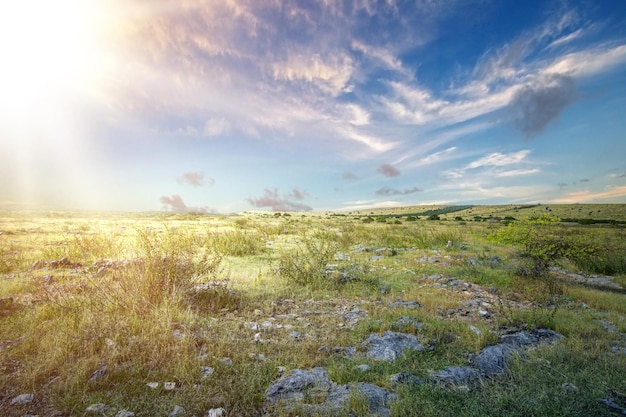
[276,235,339,288]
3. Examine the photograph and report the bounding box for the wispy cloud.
[375,186,422,196]
[247,188,313,212]
[467,150,531,169]
[378,163,401,177]
[494,168,540,177]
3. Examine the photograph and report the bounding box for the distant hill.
[343,204,626,222]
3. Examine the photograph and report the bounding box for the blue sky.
[1,0,626,213]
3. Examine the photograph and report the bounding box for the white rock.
[207,407,226,417]
[469,325,482,336]
[10,393,34,405]
[146,382,159,389]
[163,382,176,390]
[220,357,233,366]
[201,366,215,378]
[168,405,185,417]
[355,364,371,372]
[115,410,136,417]
[289,331,302,340]
[85,404,109,414]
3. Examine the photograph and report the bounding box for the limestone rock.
[168,405,185,417]
[365,331,425,361]
[85,403,110,414]
[10,393,34,405]
[265,367,397,416]
[389,372,426,386]
[431,366,481,386]
[206,408,226,417]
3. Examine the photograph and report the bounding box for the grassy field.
[1,205,625,416]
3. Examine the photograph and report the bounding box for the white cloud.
[546,28,585,49]
[467,150,531,169]
[351,40,406,73]
[203,117,231,137]
[272,52,354,96]
[495,168,540,177]
[544,44,626,77]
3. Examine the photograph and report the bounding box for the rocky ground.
[4,252,626,416]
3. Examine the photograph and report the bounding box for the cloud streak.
[375,186,422,196]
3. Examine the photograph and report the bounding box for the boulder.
[365,331,425,361]
[265,367,397,416]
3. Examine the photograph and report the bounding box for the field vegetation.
[0,204,625,416]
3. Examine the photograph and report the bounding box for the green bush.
[276,235,339,288]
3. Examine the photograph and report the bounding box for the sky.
[1,0,626,213]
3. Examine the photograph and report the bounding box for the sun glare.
[0,0,113,120]
[0,0,120,209]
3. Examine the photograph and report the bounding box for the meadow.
[1,204,625,416]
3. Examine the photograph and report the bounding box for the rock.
[220,357,233,366]
[289,331,302,340]
[499,329,563,347]
[201,366,215,378]
[85,403,109,414]
[375,247,397,256]
[168,405,185,417]
[355,364,371,372]
[163,382,176,390]
[392,316,423,330]
[389,372,426,386]
[474,329,563,377]
[10,393,34,405]
[207,408,226,417]
[264,367,397,416]
[365,331,425,361]
[146,382,159,389]
[561,383,579,393]
[596,398,626,415]
[431,366,481,386]
[478,310,490,318]
[88,365,107,383]
[473,344,512,376]
[596,319,617,333]
[468,325,482,336]
[115,411,135,417]
[388,300,422,309]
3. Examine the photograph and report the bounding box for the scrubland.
[0,204,625,416]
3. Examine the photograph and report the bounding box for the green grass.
[1,205,625,416]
